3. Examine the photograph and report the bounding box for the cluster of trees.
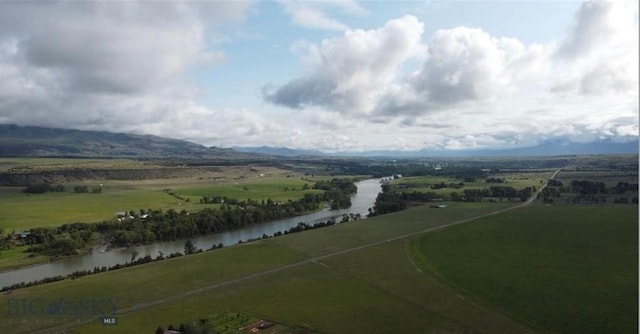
[371,191,442,215]
[27,223,95,256]
[611,182,638,194]
[486,177,505,183]
[22,183,65,194]
[336,163,488,180]
[0,274,66,292]
[22,183,102,194]
[73,185,102,193]
[570,180,606,195]
[430,182,464,190]
[454,187,533,202]
[164,188,190,202]
[201,179,355,210]
[155,320,217,334]
[200,195,239,204]
[312,178,357,209]
[539,179,638,204]
[371,185,534,216]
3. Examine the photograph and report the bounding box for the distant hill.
[330,140,638,158]
[235,139,638,158]
[232,146,325,157]
[0,124,260,160]
[2,124,636,159]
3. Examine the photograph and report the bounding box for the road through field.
[33,169,561,334]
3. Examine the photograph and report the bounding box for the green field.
[1,202,530,333]
[172,176,320,203]
[2,200,636,333]
[0,245,47,271]
[416,205,638,334]
[1,157,636,333]
[0,168,322,230]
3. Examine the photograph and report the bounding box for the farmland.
[2,202,528,334]
[0,160,320,230]
[0,155,637,334]
[416,205,638,334]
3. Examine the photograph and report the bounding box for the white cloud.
[266,0,637,150]
[0,1,255,139]
[264,15,424,114]
[0,0,636,152]
[552,0,638,96]
[278,0,365,31]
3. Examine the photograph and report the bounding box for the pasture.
[416,205,638,334]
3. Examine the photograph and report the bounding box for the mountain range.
[234,140,638,158]
[0,124,637,159]
[0,124,257,160]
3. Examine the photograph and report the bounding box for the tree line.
[22,183,102,194]
[20,178,357,255]
[370,184,534,216]
[2,207,363,293]
[538,180,638,204]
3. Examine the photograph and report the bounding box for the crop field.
[416,205,638,334]
[0,202,525,333]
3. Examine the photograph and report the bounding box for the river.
[0,178,382,288]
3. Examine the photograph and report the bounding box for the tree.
[184,239,197,255]
[155,326,164,334]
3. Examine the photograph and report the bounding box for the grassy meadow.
[416,205,638,334]
[0,245,48,272]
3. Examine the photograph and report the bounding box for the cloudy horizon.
[0,0,637,152]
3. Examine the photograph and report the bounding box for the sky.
[0,0,637,152]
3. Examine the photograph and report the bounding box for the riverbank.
[1,212,361,292]
[0,179,381,288]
